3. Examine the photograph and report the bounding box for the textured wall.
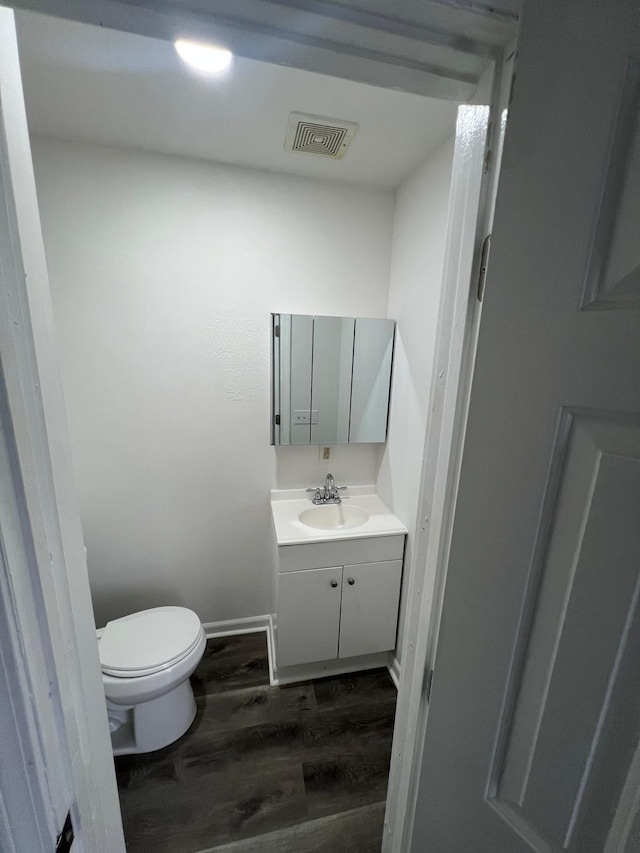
[32,138,393,627]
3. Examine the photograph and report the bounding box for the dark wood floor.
[115,632,397,853]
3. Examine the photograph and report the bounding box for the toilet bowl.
[99,606,206,756]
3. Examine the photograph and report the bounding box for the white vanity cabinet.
[275,535,404,669]
[338,561,403,659]
[277,565,343,665]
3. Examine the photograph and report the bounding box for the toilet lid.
[99,606,202,677]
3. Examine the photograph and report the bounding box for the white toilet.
[98,606,207,756]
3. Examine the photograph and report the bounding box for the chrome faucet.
[325,473,336,500]
[306,472,347,504]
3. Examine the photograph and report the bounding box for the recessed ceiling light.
[174,39,233,74]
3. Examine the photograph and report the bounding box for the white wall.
[378,137,455,662]
[32,138,393,628]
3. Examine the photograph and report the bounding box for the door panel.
[338,560,402,659]
[276,566,342,666]
[496,414,640,850]
[584,62,640,309]
[411,1,640,851]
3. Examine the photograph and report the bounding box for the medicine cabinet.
[271,313,395,445]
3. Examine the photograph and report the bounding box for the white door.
[0,9,125,852]
[339,560,402,659]
[411,1,640,851]
[276,566,342,666]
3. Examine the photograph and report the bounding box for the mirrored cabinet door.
[271,313,395,445]
[290,314,314,445]
[349,318,395,443]
[310,316,355,445]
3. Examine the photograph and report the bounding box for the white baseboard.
[265,615,275,685]
[201,617,400,691]
[201,614,271,639]
[202,614,275,684]
[96,615,271,642]
[271,651,391,686]
[388,654,401,689]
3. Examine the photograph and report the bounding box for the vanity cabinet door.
[277,566,342,667]
[338,561,402,659]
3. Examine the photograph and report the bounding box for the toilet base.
[108,678,197,755]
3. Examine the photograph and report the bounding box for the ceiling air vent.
[285,112,358,160]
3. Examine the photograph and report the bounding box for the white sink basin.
[299,503,369,531]
[271,489,407,544]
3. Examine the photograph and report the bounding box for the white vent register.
[285,112,358,159]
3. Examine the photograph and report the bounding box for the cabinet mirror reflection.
[271,313,395,445]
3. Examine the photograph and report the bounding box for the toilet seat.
[99,606,203,678]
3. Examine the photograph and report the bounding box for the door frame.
[382,54,513,851]
[0,4,515,851]
[0,8,126,851]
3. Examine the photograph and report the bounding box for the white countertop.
[270,486,407,546]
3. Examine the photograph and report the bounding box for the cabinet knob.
[330,580,338,588]
[348,578,355,585]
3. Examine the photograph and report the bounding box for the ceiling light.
[174,39,233,74]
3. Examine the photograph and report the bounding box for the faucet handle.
[306,487,323,503]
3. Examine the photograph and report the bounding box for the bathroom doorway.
[0,3,512,848]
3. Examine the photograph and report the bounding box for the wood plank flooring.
[115,633,396,853]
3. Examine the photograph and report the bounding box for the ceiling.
[16,11,459,189]
[13,0,521,100]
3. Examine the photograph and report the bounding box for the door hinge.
[274,414,281,426]
[477,234,491,302]
[426,668,434,702]
[274,324,280,337]
[483,146,492,174]
[55,812,74,853]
